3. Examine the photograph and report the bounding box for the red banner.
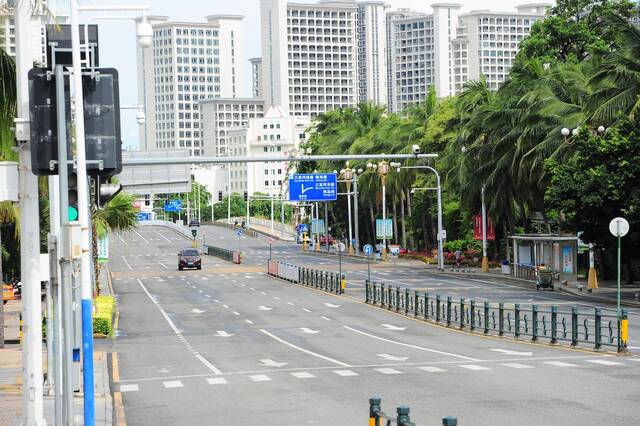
[473,215,495,241]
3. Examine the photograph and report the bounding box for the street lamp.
[367,158,391,260]
[340,163,355,255]
[397,165,444,271]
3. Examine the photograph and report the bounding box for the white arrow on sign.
[489,349,533,356]
[323,302,341,308]
[258,305,274,311]
[381,324,406,331]
[214,330,235,338]
[300,327,320,334]
[259,359,288,367]
[191,308,205,314]
[376,353,409,362]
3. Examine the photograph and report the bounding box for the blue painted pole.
[82,299,95,426]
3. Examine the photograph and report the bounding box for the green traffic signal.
[68,206,78,221]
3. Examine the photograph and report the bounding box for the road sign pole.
[325,203,329,253]
[382,176,387,261]
[617,232,621,318]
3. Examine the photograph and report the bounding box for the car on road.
[188,219,200,227]
[319,235,335,245]
[178,248,202,270]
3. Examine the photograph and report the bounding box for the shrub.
[93,295,115,336]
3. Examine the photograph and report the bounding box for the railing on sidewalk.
[365,281,626,352]
[203,244,241,264]
[368,396,457,426]
[511,263,537,281]
[267,260,345,295]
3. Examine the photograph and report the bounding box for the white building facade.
[136,15,245,156]
[250,57,263,98]
[260,0,358,117]
[356,1,388,105]
[227,106,309,196]
[451,4,548,93]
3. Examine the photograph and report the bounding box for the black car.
[178,248,202,270]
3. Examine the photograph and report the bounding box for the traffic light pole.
[15,1,45,424]
[70,1,96,424]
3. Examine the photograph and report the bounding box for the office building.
[356,1,388,105]
[250,57,263,98]
[260,0,358,117]
[136,15,245,156]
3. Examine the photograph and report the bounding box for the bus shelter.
[511,234,579,283]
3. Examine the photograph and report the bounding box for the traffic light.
[218,191,223,202]
[95,176,122,208]
[244,191,248,201]
[67,170,79,222]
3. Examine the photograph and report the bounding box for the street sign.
[288,173,337,202]
[268,237,274,245]
[335,242,346,253]
[376,219,393,239]
[191,229,197,238]
[236,229,245,237]
[137,212,152,221]
[363,244,374,256]
[298,223,309,234]
[164,199,182,212]
[609,217,629,237]
[97,236,109,263]
[311,219,325,234]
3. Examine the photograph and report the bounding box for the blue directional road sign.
[289,173,337,202]
[137,212,152,221]
[236,229,245,237]
[164,199,182,212]
[299,223,309,234]
[363,244,374,256]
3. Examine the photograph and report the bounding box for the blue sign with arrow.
[289,173,337,202]
[164,199,182,212]
[363,244,374,256]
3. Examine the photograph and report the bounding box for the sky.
[63,0,550,148]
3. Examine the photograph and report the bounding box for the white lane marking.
[501,363,534,369]
[121,256,133,270]
[205,295,211,298]
[222,304,229,309]
[323,302,341,308]
[258,306,273,311]
[154,259,169,269]
[233,311,240,316]
[287,302,295,306]
[191,285,197,289]
[191,308,205,314]
[381,324,406,331]
[198,290,203,293]
[376,353,409,362]
[300,327,320,334]
[333,370,358,377]
[117,233,128,246]
[260,329,350,367]
[214,331,235,338]
[417,366,446,373]
[490,349,532,356]
[260,292,267,295]
[249,375,271,382]
[250,287,256,291]
[119,384,139,392]
[207,377,228,385]
[245,319,254,325]
[321,316,332,321]
[291,372,315,379]
[163,380,184,388]
[273,296,280,300]
[259,359,288,367]
[459,365,490,371]
[154,230,172,242]
[302,308,311,313]
[132,229,150,244]
[584,359,625,366]
[343,326,480,361]
[136,278,223,375]
[375,367,403,375]
[544,361,578,367]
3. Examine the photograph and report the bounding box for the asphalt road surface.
[100,225,640,425]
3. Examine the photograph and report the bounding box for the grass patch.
[93,295,115,336]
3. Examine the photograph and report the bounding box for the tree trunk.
[400,191,406,249]
[369,205,376,244]
[392,199,398,245]
[503,222,510,263]
[0,228,4,348]
[406,189,413,249]
[92,225,100,296]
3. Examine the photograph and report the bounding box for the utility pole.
[353,176,360,255]
[70,1,96,422]
[15,1,45,424]
[481,186,489,272]
[227,165,231,223]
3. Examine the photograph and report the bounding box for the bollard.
[436,294,441,322]
[405,288,410,315]
[498,303,504,336]
[341,274,346,294]
[397,405,411,426]
[388,286,393,311]
[550,306,558,344]
[514,304,521,338]
[483,301,490,334]
[594,308,602,350]
[424,293,430,320]
[414,290,419,316]
[532,305,538,342]
[19,312,23,343]
[571,306,578,347]
[470,300,476,331]
[365,280,370,303]
[619,310,629,353]
[369,396,381,426]
[446,296,452,326]
[442,416,458,426]
[459,298,466,329]
[380,283,386,307]
[396,287,401,312]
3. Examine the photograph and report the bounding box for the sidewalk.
[0,297,113,425]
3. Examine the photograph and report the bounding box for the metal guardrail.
[368,396,457,426]
[203,244,241,264]
[210,222,260,239]
[267,260,345,295]
[365,281,627,352]
[138,219,192,239]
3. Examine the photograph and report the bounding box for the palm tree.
[91,191,138,294]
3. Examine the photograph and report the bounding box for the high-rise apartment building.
[250,57,263,98]
[260,0,358,117]
[356,1,388,105]
[451,4,548,93]
[136,15,245,156]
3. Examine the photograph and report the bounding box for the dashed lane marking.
[459,365,490,371]
[249,375,271,382]
[119,384,139,392]
[291,372,315,379]
[207,377,228,385]
[417,366,446,373]
[543,361,578,368]
[333,370,358,377]
[584,359,624,366]
[163,380,184,389]
[501,363,534,369]
[375,367,403,375]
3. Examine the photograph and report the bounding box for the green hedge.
[93,295,115,336]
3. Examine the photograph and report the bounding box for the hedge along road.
[98,225,640,426]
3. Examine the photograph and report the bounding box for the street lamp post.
[368,159,391,260]
[340,163,355,255]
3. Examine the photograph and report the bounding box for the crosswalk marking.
[417,366,446,373]
[119,384,139,392]
[333,370,358,377]
[543,361,578,367]
[502,363,534,369]
[249,375,271,382]
[459,364,490,371]
[163,380,184,389]
[206,377,228,385]
[584,359,624,366]
[375,367,403,375]
[291,372,315,379]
